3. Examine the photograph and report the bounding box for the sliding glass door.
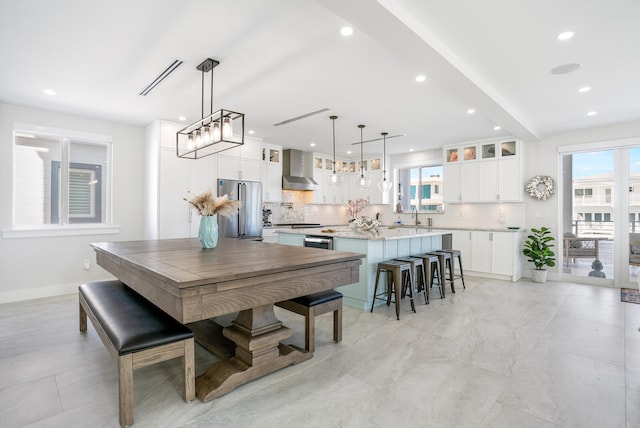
[561,143,640,287]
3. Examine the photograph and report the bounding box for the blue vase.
[198,215,219,249]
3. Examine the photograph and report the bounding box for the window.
[595,213,602,222]
[584,213,592,221]
[575,188,593,197]
[397,165,443,212]
[604,213,611,221]
[13,124,111,227]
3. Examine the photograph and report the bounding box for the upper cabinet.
[444,140,523,203]
[261,144,282,202]
[217,137,261,181]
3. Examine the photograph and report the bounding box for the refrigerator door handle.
[238,183,246,236]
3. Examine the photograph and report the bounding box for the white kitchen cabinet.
[443,140,522,203]
[309,153,350,204]
[492,231,515,276]
[217,137,262,182]
[261,144,282,202]
[471,231,493,273]
[451,229,523,281]
[147,120,219,240]
[444,162,462,202]
[497,156,521,202]
[451,230,472,265]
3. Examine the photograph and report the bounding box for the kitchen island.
[277,226,450,310]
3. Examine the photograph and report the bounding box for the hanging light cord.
[359,125,365,178]
[331,115,337,174]
[382,132,388,180]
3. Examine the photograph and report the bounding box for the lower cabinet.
[262,229,278,243]
[452,230,523,281]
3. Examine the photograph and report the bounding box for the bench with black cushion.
[79,280,195,428]
[275,290,342,353]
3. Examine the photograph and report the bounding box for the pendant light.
[377,132,393,193]
[358,124,371,189]
[326,115,344,187]
[176,58,245,159]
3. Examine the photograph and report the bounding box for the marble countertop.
[275,226,450,240]
[269,224,525,234]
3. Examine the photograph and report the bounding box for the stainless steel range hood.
[282,149,318,191]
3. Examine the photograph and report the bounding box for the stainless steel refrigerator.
[217,179,262,240]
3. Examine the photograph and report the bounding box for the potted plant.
[522,227,556,283]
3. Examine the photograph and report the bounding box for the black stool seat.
[79,280,193,355]
[289,290,343,307]
[276,290,343,352]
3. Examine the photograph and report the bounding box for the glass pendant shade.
[327,170,344,187]
[359,175,371,189]
[377,177,393,192]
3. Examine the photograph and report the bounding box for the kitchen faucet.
[413,208,421,225]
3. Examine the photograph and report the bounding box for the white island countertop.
[275,226,451,240]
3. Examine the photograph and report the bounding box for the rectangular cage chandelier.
[176,58,244,159]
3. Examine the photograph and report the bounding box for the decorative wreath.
[526,175,555,200]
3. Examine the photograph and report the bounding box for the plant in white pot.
[522,227,556,283]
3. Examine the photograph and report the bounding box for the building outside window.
[397,165,443,212]
[13,124,111,227]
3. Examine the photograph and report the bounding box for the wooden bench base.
[79,281,195,427]
[275,291,342,353]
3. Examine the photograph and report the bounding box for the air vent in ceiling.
[138,59,184,96]
[273,108,330,126]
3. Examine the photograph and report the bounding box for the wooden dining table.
[91,237,363,402]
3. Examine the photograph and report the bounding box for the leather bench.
[79,280,195,427]
[275,290,342,353]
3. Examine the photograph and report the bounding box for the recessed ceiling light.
[340,26,354,36]
[587,111,598,116]
[415,74,427,83]
[42,89,56,96]
[578,86,592,93]
[248,130,255,134]
[493,126,501,131]
[557,31,575,41]
[409,148,415,152]
[346,150,352,155]
[550,63,582,75]
[178,116,186,121]
[310,142,316,147]
[466,108,475,114]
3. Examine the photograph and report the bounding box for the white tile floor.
[1,276,639,427]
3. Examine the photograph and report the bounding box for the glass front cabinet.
[443,140,522,203]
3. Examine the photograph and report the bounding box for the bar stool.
[426,251,455,295]
[395,256,428,305]
[371,260,416,320]
[439,249,466,290]
[415,253,444,299]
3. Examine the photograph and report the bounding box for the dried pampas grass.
[184,190,241,218]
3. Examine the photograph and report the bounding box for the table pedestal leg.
[195,304,311,402]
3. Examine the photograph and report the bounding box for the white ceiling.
[1,0,638,157]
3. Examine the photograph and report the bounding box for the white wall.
[0,103,146,302]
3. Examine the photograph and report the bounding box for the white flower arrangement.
[526,175,554,200]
